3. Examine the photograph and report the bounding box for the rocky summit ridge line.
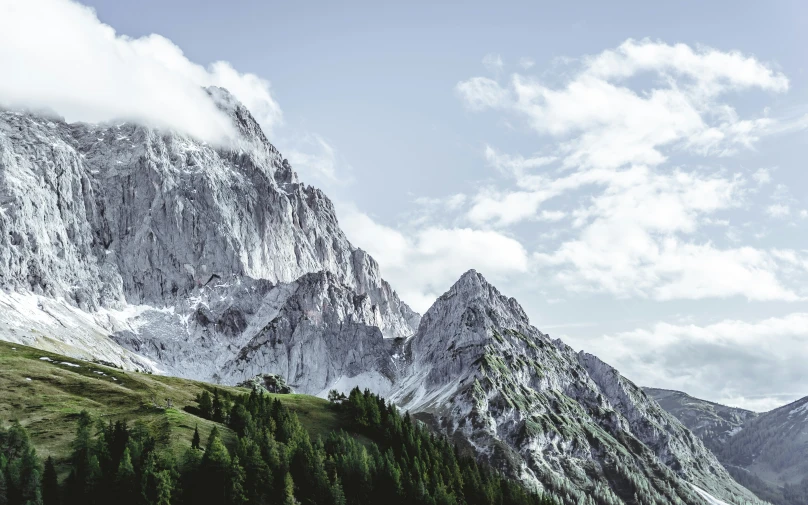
[0,90,766,505]
[0,87,417,375]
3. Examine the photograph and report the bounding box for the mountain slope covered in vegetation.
[0,340,553,505]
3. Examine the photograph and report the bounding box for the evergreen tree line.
[0,386,556,505]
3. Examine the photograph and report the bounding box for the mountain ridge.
[393,270,765,505]
[647,387,808,505]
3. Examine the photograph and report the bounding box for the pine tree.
[212,390,224,423]
[200,430,230,505]
[115,448,136,505]
[198,391,213,419]
[330,477,346,505]
[282,472,298,505]
[4,421,43,505]
[191,426,201,451]
[42,457,59,505]
[206,426,220,450]
[0,454,7,505]
[229,457,247,505]
[155,470,173,505]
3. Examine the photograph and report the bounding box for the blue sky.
[3,0,807,410]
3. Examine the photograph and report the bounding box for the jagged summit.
[205,86,272,146]
[421,269,531,334]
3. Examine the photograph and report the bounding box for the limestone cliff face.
[0,89,415,330]
[0,90,417,369]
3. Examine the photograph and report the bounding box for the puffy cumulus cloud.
[458,39,789,171]
[532,166,807,301]
[766,203,791,218]
[0,0,282,144]
[456,40,808,301]
[337,204,529,313]
[569,313,808,411]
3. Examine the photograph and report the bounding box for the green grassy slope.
[0,340,347,470]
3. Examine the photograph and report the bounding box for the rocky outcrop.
[237,373,293,394]
[220,271,401,395]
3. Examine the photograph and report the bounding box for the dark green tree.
[191,426,201,451]
[115,447,136,505]
[211,390,224,423]
[154,470,174,505]
[197,391,213,419]
[0,453,8,505]
[4,421,43,505]
[41,457,58,505]
[228,457,247,505]
[282,472,297,505]
[199,429,230,505]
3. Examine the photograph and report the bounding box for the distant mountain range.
[0,89,773,505]
[646,388,808,505]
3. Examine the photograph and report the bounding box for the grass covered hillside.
[0,340,345,472]
[0,340,554,505]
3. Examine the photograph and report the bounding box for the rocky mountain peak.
[205,86,271,146]
[420,269,530,335]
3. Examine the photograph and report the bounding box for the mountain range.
[0,88,775,505]
[647,388,808,505]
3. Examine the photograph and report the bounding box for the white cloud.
[571,313,808,411]
[0,0,282,144]
[458,39,789,171]
[533,167,804,301]
[456,77,509,111]
[518,57,535,70]
[766,203,791,218]
[482,53,504,73]
[752,168,772,185]
[456,40,806,301]
[800,209,808,219]
[484,145,556,184]
[584,39,788,92]
[284,134,352,187]
[337,205,529,313]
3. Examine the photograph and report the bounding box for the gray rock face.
[221,271,401,395]
[0,91,417,373]
[0,91,415,332]
[392,270,766,505]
